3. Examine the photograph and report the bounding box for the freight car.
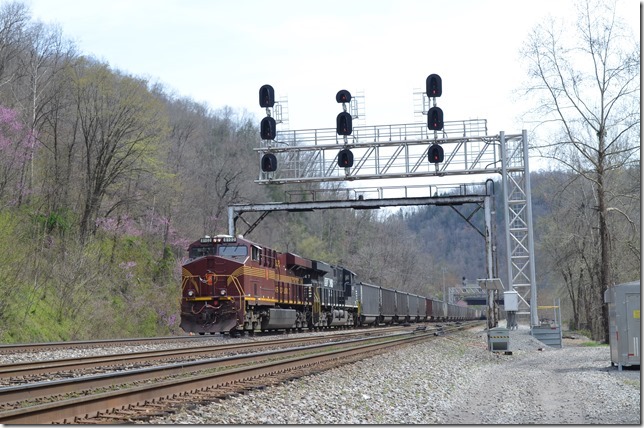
[180,235,480,335]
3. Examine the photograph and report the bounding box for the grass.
[623,379,640,388]
[579,341,609,347]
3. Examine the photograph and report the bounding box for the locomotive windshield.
[187,243,248,260]
[189,245,217,259]
[218,245,248,258]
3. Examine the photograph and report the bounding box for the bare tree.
[0,1,29,91]
[13,21,76,206]
[190,107,262,235]
[520,0,640,340]
[70,59,167,242]
[537,172,601,331]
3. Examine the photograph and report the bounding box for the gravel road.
[144,323,641,425]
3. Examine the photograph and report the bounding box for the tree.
[535,171,598,331]
[0,1,29,90]
[189,107,262,235]
[0,105,35,204]
[70,59,167,242]
[13,21,76,206]
[520,0,640,340]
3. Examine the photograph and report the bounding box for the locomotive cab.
[181,235,249,334]
[181,235,294,335]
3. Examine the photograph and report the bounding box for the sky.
[23,0,641,136]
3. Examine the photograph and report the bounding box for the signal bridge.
[256,119,497,184]
[249,82,538,328]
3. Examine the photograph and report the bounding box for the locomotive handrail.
[204,274,244,322]
[181,274,200,292]
[229,275,245,317]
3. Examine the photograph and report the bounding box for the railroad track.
[0,326,412,383]
[0,321,480,424]
[0,335,216,355]
[0,324,413,355]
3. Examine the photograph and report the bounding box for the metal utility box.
[487,327,510,352]
[503,291,519,311]
[604,281,640,370]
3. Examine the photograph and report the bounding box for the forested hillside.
[0,2,454,342]
[0,1,638,343]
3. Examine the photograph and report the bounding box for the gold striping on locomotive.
[182,265,302,285]
[253,297,279,303]
[224,265,303,286]
[182,263,304,308]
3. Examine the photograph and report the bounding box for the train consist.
[180,234,480,335]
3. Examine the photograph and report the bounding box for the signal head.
[426,74,442,98]
[336,111,353,136]
[261,153,277,172]
[428,144,444,163]
[259,84,275,108]
[338,148,354,168]
[260,116,277,140]
[336,89,352,104]
[427,106,444,131]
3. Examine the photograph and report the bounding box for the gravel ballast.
[143,323,640,425]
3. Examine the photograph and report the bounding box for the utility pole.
[442,267,446,303]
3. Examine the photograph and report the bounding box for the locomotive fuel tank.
[261,308,297,330]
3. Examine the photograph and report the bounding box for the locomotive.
[180,234,480,336]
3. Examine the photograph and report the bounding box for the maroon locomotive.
[180,234,356,336]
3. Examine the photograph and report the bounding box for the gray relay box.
[604,281,640,370]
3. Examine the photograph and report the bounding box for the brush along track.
[0,322,480,424]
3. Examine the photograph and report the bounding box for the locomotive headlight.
[220,289,227,296]
[187,290,195,297]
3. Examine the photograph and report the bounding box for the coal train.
[180,234,480,336]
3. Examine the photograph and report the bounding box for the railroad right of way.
[142,324,640,425]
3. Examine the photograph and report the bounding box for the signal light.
[338,148,354,168]
[427,106,444,131]
[426,74,442,98]
[428,144,444,163]
[261,153,277,172]
[259,84,275,108]
[336,89,352,104]
[260,116,277,140]
[336,111,353,136]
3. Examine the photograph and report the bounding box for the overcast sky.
[24,0,640,135]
